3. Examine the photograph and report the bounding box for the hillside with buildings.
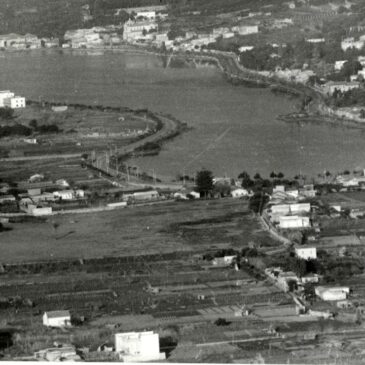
[3,0,365,363]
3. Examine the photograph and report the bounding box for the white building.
[115,331,165,362]
[27,205,53,216]
[23,138,37,144]
[323,81,360,95]
[53,190,75,200]
[43,310,71,327]
[358,56,365,67]
[231,25,259,35]
[279,216,310,229]
[4,96,26,109]
[212,255,236,266]
[334,60,348,71]
[315,286,350,301]
[123,19,157,41]
[132,190,159,201]
[341,37,364,51]
[239,46,254,52]
[306,38,325,43]
[0,91,15,107]
[295,247,317,260]
[231,188,249,198]
[271,203,311,215]
[136,11,156,19]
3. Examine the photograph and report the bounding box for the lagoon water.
[1,50,364,179]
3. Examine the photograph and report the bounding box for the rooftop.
[45,310,70,318]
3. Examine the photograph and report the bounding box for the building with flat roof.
[115,331,165,362]
[4,96,26,109]
[279,216,310,229]
[123,19,157,41]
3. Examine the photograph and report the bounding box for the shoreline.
[22,100,188,183]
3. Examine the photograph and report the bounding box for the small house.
[43,310,71,327]
[295,247,317,260]
[24,138,37,144]
[212,255,236,266]
[132,190,159,201]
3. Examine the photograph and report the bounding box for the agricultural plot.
[0,105,153,159]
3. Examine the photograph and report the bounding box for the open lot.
[0,198,270,263]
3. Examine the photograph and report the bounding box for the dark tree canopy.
[196,169,214,195]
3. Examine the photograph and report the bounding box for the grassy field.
[0,199,271,263]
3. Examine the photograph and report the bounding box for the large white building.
[315,286,350,301]
[279,216,310,229]
[4,96,26,109]
[43,310,71,327]
[115,331,166,362]
[0,90,26,109]
[270,203,311,215]
[123,19,157,41]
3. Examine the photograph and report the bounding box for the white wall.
[295,247,317,260]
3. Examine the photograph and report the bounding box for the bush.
[0,124,32,138]
[0,107,14,120]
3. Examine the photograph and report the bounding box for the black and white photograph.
[0,0,365,363]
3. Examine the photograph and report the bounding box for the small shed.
[43,310,71,327]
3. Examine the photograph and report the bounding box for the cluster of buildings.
[265,184,316,230]
[0,90,26,109]
[341,35,365,51]
[0,33,58,49]
[19,187,85,216]
[63,26,123,48]
[40,310,165,362]
[0,175,86,216]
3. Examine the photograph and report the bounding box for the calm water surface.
[0,50,364,179]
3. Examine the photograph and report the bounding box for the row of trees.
[328,88,365,108]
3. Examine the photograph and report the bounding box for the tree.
[239,171,254,189]
[303,283,316,301]
[270,172,277,179]
[0,107,14,120]
[29,119,38,129]
[277,172,284,179]
[249,192,269,214]
[254,173,262,180]
[196,169,213,197]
